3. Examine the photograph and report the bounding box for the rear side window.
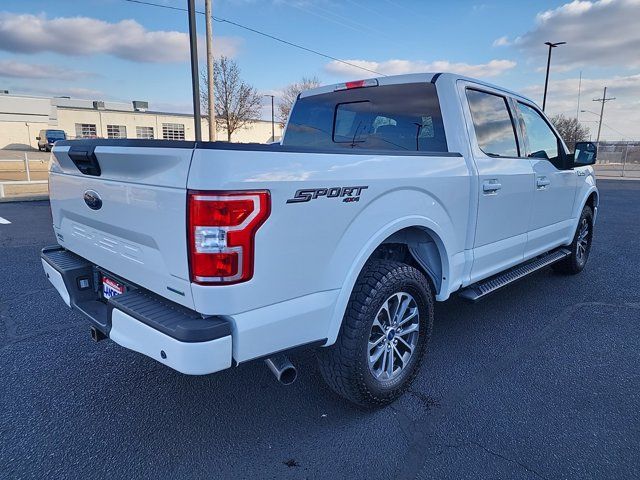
[466,89,519,158]
[283,83,448,152]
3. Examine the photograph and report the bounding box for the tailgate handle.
[68,147,101,176]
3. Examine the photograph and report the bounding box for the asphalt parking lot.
[1,179,639,479]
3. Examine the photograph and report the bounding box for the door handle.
[482,179,502,193]
[536,177,551,189]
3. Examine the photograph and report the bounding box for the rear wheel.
[317,260,433,407]
[553,205,594,274]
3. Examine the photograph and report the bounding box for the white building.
[0,92,282,150]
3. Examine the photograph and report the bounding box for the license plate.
[102,276,124,300]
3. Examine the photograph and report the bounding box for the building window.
[107,125,127,139]
[162,123,185,140]
[75,123,97,139]
[136,126,154,139]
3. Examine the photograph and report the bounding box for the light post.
[264,94,275,142]
[187,0,202,141]
[542,41,566,112]
[205,0,216,142]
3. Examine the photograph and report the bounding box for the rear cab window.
[283,83,448,152]
[465,88,520,158]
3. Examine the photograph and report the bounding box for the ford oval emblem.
[84,190,103,210]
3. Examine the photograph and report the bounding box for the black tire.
[553,205,594,274]
[317,260,434,408]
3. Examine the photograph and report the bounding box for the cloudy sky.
[1,0,638,140]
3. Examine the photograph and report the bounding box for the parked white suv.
[42,73,598,407]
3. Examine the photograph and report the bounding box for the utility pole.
[576,71,582,121]
[593,86,616,144]
[187,0,202,141]
[205,0,216,142]
[264,95,275,142]
[542,41,566,112]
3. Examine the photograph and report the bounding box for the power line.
[121,0,385,76]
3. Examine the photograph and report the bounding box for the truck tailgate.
[49,142,196,309]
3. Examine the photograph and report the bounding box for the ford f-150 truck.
[42,73,599,407]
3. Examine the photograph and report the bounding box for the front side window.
[284,83,447,152]
[517,102,560,166]
[75,123,97,139]
[107,125,127,139]
[466,89,519,158]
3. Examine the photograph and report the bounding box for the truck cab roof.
[299,72,537,106]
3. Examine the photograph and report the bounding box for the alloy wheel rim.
[577,218,590,263]
[368,292,420,381]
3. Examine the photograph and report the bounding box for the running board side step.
[459,248,571,302]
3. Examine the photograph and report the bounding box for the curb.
[0,195,49,203]
[596,176,640,181]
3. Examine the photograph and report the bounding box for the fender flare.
[573,185,599,230]
[323,215,451,346]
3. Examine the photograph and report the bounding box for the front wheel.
[553,205,594,274]
[317,260,434,408]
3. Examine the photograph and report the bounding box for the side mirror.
[36,136,41,140]
[573,141,597,167]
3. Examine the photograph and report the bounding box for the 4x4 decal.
[286,186,368,204]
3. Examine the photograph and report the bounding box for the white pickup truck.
[42,73,599,407]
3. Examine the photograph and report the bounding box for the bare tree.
[201,56,262,142]
[277,76,321,126]
[550,114,590,148]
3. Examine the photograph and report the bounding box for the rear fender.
[323,189,456,346]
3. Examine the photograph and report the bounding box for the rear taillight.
[188,190,270,285]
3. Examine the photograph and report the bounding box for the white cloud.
[0,12,241,63]
[324,59,516,79]
[521,73,640,140]
[492,36,511,47]
[0,60,92,80]
[515,0,640,68]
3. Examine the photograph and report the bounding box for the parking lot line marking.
[0,217,11,224]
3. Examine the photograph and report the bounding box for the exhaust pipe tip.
[278,365,297,386]
[90,326,107,342]
[265,354,297,385]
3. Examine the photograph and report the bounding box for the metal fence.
[594,142,640,178]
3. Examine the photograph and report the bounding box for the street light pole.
[264,94,275,142]
[542,41,566,112]
[205,0,216,142]
[187,0,202,141]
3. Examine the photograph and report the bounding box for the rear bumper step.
[459,248,571,302]
[41,245,232,375]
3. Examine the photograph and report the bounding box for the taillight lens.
[334,78,379,91]
[188,190,270,285]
